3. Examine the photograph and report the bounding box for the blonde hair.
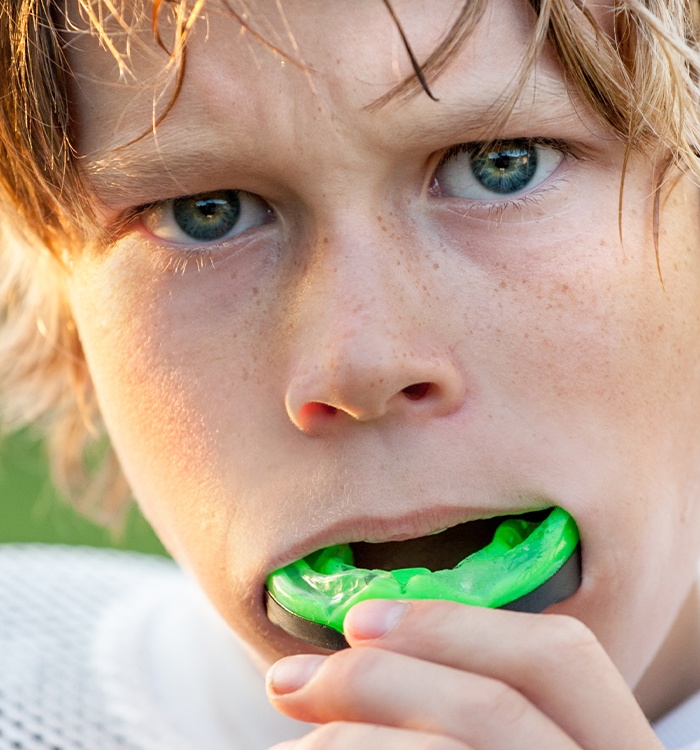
[1,0,699,523]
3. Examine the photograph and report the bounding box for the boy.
[1,0,700,747]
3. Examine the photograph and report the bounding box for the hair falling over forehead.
[0,0,700,523]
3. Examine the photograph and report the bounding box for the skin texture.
[63,0,700,746]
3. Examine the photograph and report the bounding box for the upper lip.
[266,501,552,574]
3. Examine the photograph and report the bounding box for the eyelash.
[437,137,577,165]
[117,196,264,274]
[457,184,565,223]
[431,137,582,218]
[155,246,220,275]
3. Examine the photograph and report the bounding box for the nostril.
[299,402,339,422]
[401,382,432,401]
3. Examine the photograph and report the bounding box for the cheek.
[429,177,700,679]
[66,240,287,568]
[512,188,700,682]
[478,190,700,447]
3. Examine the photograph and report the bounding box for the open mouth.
[349,509,550,572]
[266,507,580,650]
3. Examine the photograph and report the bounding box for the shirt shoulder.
[0,543,195,750]
[653,689,700,750]
[0,543,311,750]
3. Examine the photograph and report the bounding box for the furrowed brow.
[84,75,594,209]
[378,73,597,149]
[84,142,227,208]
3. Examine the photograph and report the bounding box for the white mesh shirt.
[0,545,197,750]
[0,544,309,750]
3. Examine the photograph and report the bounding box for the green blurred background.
[0,430,168,555]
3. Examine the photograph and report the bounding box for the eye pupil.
[173,190,241,241]
[471,142,538,195]
[197,199,224,217]
[493,153,517,170]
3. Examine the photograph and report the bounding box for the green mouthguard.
[266,507,580,645]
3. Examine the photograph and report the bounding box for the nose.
[286,356,466,433]
[284,233,466,434]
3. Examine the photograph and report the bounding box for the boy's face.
[65,0,700,685]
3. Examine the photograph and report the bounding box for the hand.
[266,599,664,749]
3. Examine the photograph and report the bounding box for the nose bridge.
[295,215,422,371]
[285,217,466,432]
[310,226,405,347]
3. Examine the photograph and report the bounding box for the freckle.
[433,262,440,270]
[323,236,329,244]
[252,287,259,295]
[377,215,383,222]
[241,369,249,381]
[561,283,569,292]
[499,280,506,289]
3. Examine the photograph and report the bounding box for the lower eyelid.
[438,178,571,225]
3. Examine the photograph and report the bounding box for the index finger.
[343,599,661,750]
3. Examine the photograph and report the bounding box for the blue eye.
[435,140,564,200]
[141,189,272,244]
[471,144,537,194]
[173,192,241,241]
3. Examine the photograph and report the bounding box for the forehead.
[64,0,608,206]
[65,0,568,125]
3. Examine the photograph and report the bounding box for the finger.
[269,721,474,750]
[267,649,581,750]
[343,599,661,750]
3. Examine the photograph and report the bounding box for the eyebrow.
[401,76,590,146]
[84,74,592,209]
[85,137,234,208]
